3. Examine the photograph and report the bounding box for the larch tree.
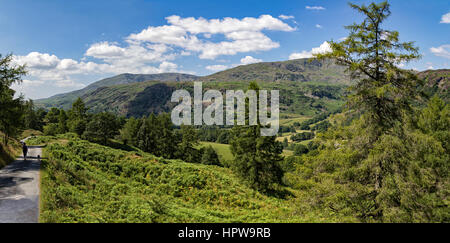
[315,1,422,191]
[316,1,421,135]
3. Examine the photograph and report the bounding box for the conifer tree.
[230,82,284,192]
[316,1,421,134]
[315,1,422,192]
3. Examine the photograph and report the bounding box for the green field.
[199,141,295,162]
[198,142,234,162]
[279,116,311,126]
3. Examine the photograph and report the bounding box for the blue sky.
[1,0,449,99]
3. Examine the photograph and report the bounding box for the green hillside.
[419,69,450,102]
[35,58,352,117]
[64,80,346,117]
[36,58,350,111]
[34,135,351,223]
[200,58,351,84]
[36,73,199,110]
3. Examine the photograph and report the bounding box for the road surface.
[0,145,42,223]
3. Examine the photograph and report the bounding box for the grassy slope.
[199,141,297,163]
[32,135,354,222]
[198,142,234,162]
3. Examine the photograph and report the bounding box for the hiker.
[22,142,28,160]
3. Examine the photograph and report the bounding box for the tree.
[287,2,448,222]
[35,108,47,131]
[23,100,38,130]
[43,123,59,136]
[230,82,284,192]
[119,117,142,146]
[417,96,450,152]
[155,114,178,159]
[68,98,88,136]
[45,108,60,124]
[0,54,26,145]
[137,114,158,154]
[70,97,88,120]
[136,114,178,159]
[201,146,220,166]
[316,1,421,133]
[315,1,421,195]
[57,109,68,134]
[176,125,201,163]
[82,112,121,145]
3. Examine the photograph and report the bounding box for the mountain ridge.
[35,58,448,118]
[36,58,350,108]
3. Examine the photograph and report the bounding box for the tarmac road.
[0,145,42,223]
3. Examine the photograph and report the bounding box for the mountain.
[419,69,450,102]
[200,58,351,84]
[86,73,200,90]
[36,58,351,110]
[35,59,447,118]
[36,73,200,110]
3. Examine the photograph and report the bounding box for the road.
[0,145,42,223]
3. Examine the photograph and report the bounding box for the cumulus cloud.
[289,41,332,60]
[306,6,326,11]
[430,45,450,59]
[240,56,262,65]
[440,12,450,23]
[85,42,126,59]
[128,14,295,59]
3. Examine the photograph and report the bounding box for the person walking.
[22,142,28,161]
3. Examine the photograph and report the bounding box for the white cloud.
[165,15,294,33]
[14,52,59,69]
[306,6,326,11]
[127,15,295,60]
[205,55,263,72]
[240,56,262,65]
[279,15,294,20]
[55,80,86,88]
[289,51,312,60]
[289,41,332,60]
[158,61,178,72]
[440,12,450,23]
[206,65,229,71]
[315,24,323,29]
[85,42,125,59]
[22,79,45,87]
[430,44,450,59]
